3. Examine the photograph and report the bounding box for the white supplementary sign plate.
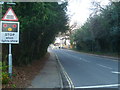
[0,21,19,44]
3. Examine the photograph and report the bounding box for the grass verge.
[71,48,120,59]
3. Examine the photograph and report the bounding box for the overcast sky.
[66,0,110,27]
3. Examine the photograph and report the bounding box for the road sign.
[1,6,19,78]
[0,21,19,44]
[2,7,18,21]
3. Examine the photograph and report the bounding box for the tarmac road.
[52,49,120,89]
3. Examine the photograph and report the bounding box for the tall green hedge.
[2,2,68,66]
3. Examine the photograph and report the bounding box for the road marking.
[97,64,112,69]
[63,51,91,63]
[82,59,90,63]
[79,58,90,63]
[111,71,120,74]
[55,53,75,89]
[75,84,120,88]
[63,52,90,63]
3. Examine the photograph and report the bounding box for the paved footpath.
[28,52,62,88]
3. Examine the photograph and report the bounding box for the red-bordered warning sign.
[2,7,18,21]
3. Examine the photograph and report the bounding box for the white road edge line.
[75,84,120,88]
[111,71,120,74]
[97,64,112,69]
[55,53,75,89]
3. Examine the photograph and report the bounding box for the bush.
[0,61,10,84]
[1,72,10,84]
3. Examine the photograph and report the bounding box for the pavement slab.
[28,52,62,88]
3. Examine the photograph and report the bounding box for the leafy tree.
[2,2,68,65]
[72,2,120,54]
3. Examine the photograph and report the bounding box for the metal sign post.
[8,44,12,78]
[0,7,19,78]
[0,21,19,78]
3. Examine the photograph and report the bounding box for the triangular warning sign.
[2,7,18,21]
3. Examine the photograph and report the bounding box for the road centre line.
[97,64,112,69]
[65,53,90,63]
[62,51,115,70]
[75,84,120,88]
[79,58,90,63]
[63,52,91,63]
[66,49,120,62]
[63,52,79,59]
[111,71,120,74]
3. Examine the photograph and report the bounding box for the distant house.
[54,36,70,49]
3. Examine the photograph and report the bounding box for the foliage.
[2,2,68,65]
[1,72,10,84]
[0,61,10,84]
[11,84,17,88]
[72,2,120,54]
